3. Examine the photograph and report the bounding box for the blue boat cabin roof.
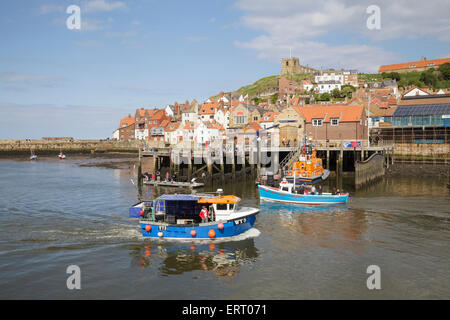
[155,194,202,201]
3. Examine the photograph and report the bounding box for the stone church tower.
[281,56,317,75]
[281,57,302,75]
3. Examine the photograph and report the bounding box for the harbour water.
[0,157,449,299]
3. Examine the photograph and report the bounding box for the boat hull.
[139,213,257,240]
[258,184,348,205]
[284,170,330,185]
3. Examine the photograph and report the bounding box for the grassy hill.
[210,73,314,100]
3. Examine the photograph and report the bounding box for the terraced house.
[295,104,368,145]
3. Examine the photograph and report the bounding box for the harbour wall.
[354,153,386,188]
[0,139,144,156]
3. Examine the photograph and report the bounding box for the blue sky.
[1,0,449,139]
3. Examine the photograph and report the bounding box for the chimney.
[421,56,426,61]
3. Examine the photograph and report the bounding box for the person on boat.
[299,185,305,194]
[172,173,176,182]
[165,172,170,182]
[199,206,209,223]
[336,188,340,195]
[318,185,323,195]
[310,185,317,195]
[151,173,155,181]
[191,177,197,184]
[332,188,337,195]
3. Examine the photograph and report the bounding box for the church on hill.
[281,57,317,75]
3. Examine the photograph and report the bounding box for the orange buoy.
[140,210,144,216]
[208,229,215,238]
[190,229,197,237]
[218,222,224,230]
[144,225,151,232]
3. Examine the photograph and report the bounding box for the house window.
[312,119,323,126]
[410,65,416,68]
[331,118,339,126]
[253,116,258,121]
[234,116,247,124]
[153,120,157,124]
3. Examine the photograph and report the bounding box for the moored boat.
[30,154,38,160]
[258,181,349,205]
[58,152,66,159]
[143,180,204,188]
[129,190,259,240]
[284,144,329,185]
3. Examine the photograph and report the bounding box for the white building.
[315,71,344,84]
[164,122,182,145]
[214,108,230,129]
[403,87,430,97]
[317,81,342,94]
[164,105,175,118]
[135,124,148,140]
[112,129,119,140]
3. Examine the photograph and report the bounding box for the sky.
[0,0,449,139]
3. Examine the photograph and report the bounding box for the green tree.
[389,72,401,81]
[397,79,408,88]
[320,92,330,101]
[419,70,438,88]
[331,88,341,99]
[270,93,278,104]
[439,62,450,80]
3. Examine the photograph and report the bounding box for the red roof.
[379,57,450,72]
[164,122,181,132]
[119,116,135,128]
[294,105,364,122]
[260,111,279,122]
[246,122,262,131]
[183,121,199,130]
[199,103,219,115]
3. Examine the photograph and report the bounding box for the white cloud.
[233,0,450,72]
[0,73,64,87]
[82,0,127,13]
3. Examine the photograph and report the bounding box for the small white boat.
[58,153,66,160]
[30,154,38,160]
[143,180,204,188]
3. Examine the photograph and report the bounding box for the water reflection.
[130,239,259,278]
[259,202,368,254]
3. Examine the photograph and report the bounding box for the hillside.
[210,73,314,100]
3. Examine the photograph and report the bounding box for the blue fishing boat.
[129,190,259,240]
[258,181,349,205]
